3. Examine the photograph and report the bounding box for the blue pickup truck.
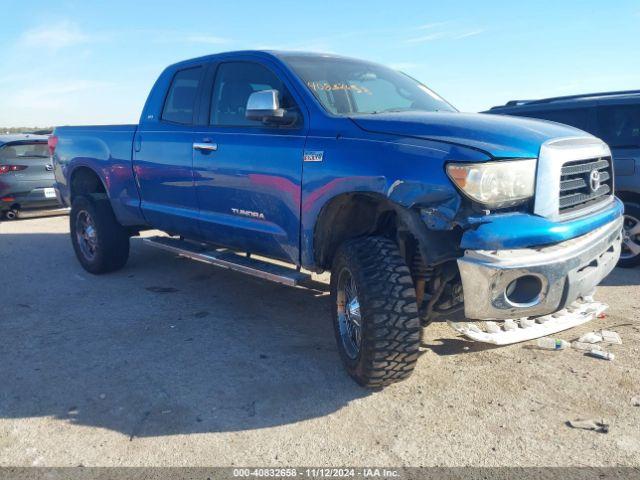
[52,51,623,387]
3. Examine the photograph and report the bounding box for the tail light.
[48,135,58,156]
[0,165,27,174]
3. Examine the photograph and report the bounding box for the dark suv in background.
[485,91,640,267]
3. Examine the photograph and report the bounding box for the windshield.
[282,55,456,116]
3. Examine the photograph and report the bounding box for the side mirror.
[245,89,294,125]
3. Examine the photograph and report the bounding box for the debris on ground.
[631,396,640,407]
[578,332,603,344]
[567,418,610,433]
[600,330,622,344]
[586,349,614,361]
[572,341,602,351]
[536,338,569,350]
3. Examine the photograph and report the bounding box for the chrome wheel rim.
[621,214,640,260]
[336,268,362,360]
[76,210,98,261]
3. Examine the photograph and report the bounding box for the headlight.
[446,159,536,208]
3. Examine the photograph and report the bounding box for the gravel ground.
[0,214,639,467]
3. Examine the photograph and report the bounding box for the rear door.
[134,65,205,237]
[595,101,640,191]
[192,59,307,264]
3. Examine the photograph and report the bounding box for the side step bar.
[143,236,310,287]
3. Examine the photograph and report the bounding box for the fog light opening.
[504,275,543,307]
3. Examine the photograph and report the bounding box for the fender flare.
[312,192,461,269]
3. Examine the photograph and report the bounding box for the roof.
[489,90,640,111]
[269,50,354,59]
[0,133,49,146]
[165,50,374,71]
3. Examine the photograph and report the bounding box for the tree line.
[1,127,53,134]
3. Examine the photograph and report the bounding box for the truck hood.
[349,111,592,158]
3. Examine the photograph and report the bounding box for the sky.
[0,0,638,127]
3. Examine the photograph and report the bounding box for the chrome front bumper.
[458,217,623,320]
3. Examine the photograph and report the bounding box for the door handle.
[193,142,218,152]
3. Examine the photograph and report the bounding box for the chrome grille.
[558,156,612,214]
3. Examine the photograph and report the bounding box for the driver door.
[193,60,307,265]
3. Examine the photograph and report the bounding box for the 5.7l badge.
[303,150,324,162]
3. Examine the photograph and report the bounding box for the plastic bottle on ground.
[536,338,570,350]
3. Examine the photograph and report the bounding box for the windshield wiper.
[366,108,414,115]
[366,107,447,115]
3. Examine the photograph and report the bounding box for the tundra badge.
[231,208,265,220]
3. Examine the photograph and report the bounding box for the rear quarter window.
[596,104,640,148]
[161,66,203,125]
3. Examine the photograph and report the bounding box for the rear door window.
[518,108,590,131]
[596,104,640,148]
[161,66,203,125]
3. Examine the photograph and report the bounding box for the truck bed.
[53,124,144,226]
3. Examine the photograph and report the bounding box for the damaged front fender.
[387,179,462,230]
[386,178,481,266]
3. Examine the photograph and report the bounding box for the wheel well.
[314,193,464,321]
[313,193,410,269]
[70,167,107,201]
[616,191,640,207]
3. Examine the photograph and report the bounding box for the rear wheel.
[330,236,420,388]
[2,209,18,220]
[70,195,130,274]
[619,203,640,268]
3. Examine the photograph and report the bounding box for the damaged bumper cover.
[449,299,608,345]
[458,216,623,320]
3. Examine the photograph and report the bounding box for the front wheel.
[330,236,420,388]
[619,203,640,268]
[70,195,130,274]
